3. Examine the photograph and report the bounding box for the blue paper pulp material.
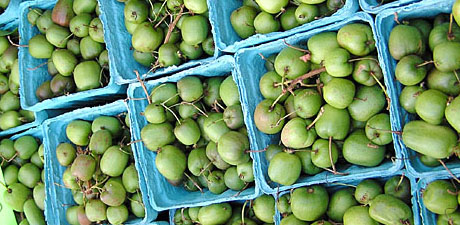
[416,173,459,225]
[98,0,220,85]
[210,0,359,53]
[43,100,159,225]
[127,55,260,211]
[0,0,21,28]
[18,0,126,112]
[0,109,47,137]
[235,12,404,195]
[359,0,421,14]
[375,0,457,178]
[274,170,420,225]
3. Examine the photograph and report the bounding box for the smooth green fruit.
[437,211,460,225]
[237,161,254,182]
[369,194,413,225]
[198,203,232,225]
[0,91,19,112]
[89,17,104,43]
[415,89,447,125]
[156,145,186,182]
[14,136,39,160]
[254,12,280,34]
[323,78,355,109]
[253,195,275,223]
[206,141,230,170]
[308,32,339,64]
[130,192,145,218]
[293,88,322,118]
[281,117,317,149]
[132,22,164,52]
[107,205,129,225]
[268,152,301,186]
[311,138,338,169]
[352,56,383,86]
[231,6,257,39]
[365,113,392,146]
[124,0,149,23]
[254,99,286,134]
[23,199,45,225]
[355,179,382,205]
[122,164,140,193]
[100,145,129,177]
[29,34,54,59]
[80,36,103,59]
[324,48,353,77]
[446,95,460,132]
[280,214,308,225]
[291,185,329,221]
[343,206,378,225]
[101,180,126,206]
[3,183,31,212]
[384,176,411,203]
[71,154,96,181]
[85,199,107,222]
[73,60,101,91]
[388,25,425,60]
[327,188,358,222]
[203,113,231,142]
[348,85,385,122]
[182,15,209,45]
[207,170,227,194]
[343,129,386,167]
[337,24,375,56]
[316,104,350,140]
[220,76,240,107]
[4,164,18,185]
[46,24,71,48]
[295,4,318,24]
[52,49,77,76]
[66,120,91,146]
[256,0,288,14]
[399,85,424,114]
[434,42,460,72]
[275,47,310,80]
[423,180,458,214]
[217,131,250,165]
[395,55,427,86]
[188,147,212,176]
[224,166,245,191]
[88,130,112,155]
[69,13,91,37]
[18,163,40,188]
[427,68,460,96]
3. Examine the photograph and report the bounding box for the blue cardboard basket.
[235,12,404,195]
[98,0,220,85]
[375,0,457,178]
[359,0,422,14]
[43,100,159,225]
[416,173,460,225]
[18,0,126,112]
[127,55,260,211]
[209,0,360,53]
[274,170,420,225]
[0,0,22,28]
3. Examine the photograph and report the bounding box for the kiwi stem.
[164,5,184,44]
[272,110,296,128]
[307,107,324,130]
[300,83,321,88]
[395,174,405,192]
[348,57,379,63]
[182,101,208,117]
[184,172,203,193]
[370,71,391,110]
[245,148,267,153]
[415,60,434,68]
[7,152,17,162]
[233,182,250,197]
[198,162,213,176]
[283,67,327,95]
[127,139,142,146]
[7,35,27,47]
[162,103,182,124]
[367,143,380,149]
[333,183,357,188]
[162,93,180,106]
[0,180,8,190]
[449,13,454,39]
[53,182,66,188]
[438,159,460,183]
[27,61,48,71]
[241,200,249,225]
[283,40,309,53]
[328,136,336,174]
[366,125,402,135]
[214,100,226,111]
[258,53,268,61]
[135,70,152,104]
[394,12,401,25]
[270,92,287,111]
[453,70,460,84]
[30,8,43,16]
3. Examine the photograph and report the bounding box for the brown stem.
[283,67,327,95]
[306,107,324,130]
[135,70,152,104]
[283,40,309,53]
[439,159,460,183]
[394,12,400,25]
[184,173,203,193]
[7,36,28,47]
[370,71,391,110]
[27,61,48,71]
[416,60,434,68]
[164,5,184,44]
